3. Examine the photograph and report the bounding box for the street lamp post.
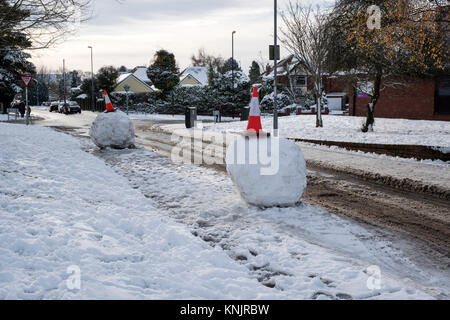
[63,59,66,105]
[273,0,278,132]
[88,46,94,112]
[232,30,236,116]
[232,31,236,86]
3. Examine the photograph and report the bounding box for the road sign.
[269,45,280,61]
[20,75,33,87]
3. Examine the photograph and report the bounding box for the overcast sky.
[30,0,330,73]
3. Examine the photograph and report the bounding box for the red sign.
[20,75,33,87]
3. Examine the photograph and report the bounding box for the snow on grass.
[0,123,279,299]
[175,114,450,147]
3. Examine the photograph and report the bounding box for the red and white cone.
[104,90,115,113]
[246,86,263,134]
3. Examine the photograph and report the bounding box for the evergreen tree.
[71,70,80,88]
[0,0,35,113]
[221,58,241,74]
[212,70,251,116]
[248,61,261,84]
[147,49,180,95]
[80,77,99,102]
[97,66,119,94]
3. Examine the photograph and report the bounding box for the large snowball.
[89,110,135,149]
[226,135,307,207]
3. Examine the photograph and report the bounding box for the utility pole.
[232,30,236,115]
[273,0,278,132]
[63,59,66,104]
[88,46,94,112]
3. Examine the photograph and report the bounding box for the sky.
[30,0,329,74]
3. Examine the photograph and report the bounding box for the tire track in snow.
[81,141,447,299]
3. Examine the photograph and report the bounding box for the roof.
[179,66,208,86]
[265,54,307,78]
[114,73,155,92]
[117,66,152,85]
[132,66,152,84]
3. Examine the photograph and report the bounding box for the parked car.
[49,102,59,112]
[59,101,81,114]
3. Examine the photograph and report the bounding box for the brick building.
[265,57,449,120]
[348,77,450,121]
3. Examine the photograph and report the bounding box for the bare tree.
[1,0,92,49]
[280,2,332,127]
[256,50,269,74]
[191,48,225,72]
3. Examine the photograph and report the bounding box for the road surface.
[28,108,450,298]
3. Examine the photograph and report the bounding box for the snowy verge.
[0,123,278,299]
[158,114,450,148]
[147,125,449,196]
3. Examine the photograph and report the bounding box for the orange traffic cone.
[246,86,263,134]
[104,90,115,113]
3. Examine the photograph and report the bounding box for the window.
[296,76,307,87]
[435,76,450,114]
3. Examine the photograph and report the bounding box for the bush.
[260,92,292,111]
[107,70,252,116]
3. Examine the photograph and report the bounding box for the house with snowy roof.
[113,66,157,93]
[263,54,309,94]
[179,66,208,87]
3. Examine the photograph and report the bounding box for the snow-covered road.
[3,110,448,299]
[83,139,449,299]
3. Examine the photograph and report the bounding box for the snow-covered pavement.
[0,123,280,299]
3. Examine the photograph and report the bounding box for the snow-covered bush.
[260,92,292,111]
[110,92,160,113]
[259,76,274,101]
[211,70,251,116]
[107,70,252,116]
[172,86,213,114]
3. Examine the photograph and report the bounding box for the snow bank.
[89,110,135,149]
[226,136,307,207]
[0,123,277,299]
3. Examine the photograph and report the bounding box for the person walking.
[17,100,25,118]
